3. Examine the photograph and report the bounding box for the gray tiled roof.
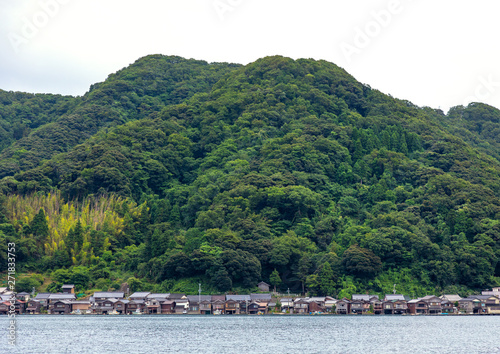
[187,295,212,303]
[129,292,151,298]
[384,294,406,301]
[147,293,170,300]
[48,294,76,300]
[94,292,125,299]
[440,294,462,302]
[250,294,271,301]
[34,293,51,300]
[129,299,145,304]
[226,295,251,302]
[352,294,379,301]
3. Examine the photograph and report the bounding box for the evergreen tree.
[318,262,336,296]
[269,268,282,293]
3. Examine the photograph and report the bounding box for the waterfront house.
[392,300,408,314]
[441,299,454,314]
[187,295,212,314]
[372,298,383,314]
[211,295,226,314]
[336,299,351,314]
[168,293,187,300]
[324,297,337,313]
[247,302,260,314]
[34,293,51,308]
[50,300,72,315]
[350,299,369,314]
[483,295,500,314]
[407,299,428,314]
[14,300,25,314]
[146,298,163,314]
[226,295,251,314]
[382,300,395,315]
[200,299,212,314]
[0,299,25,315]
[26,300,42,314]
[421,296,442,314]
[71,301,91,313]
[258,282,270,292]
[258,302,269,314]
[382,295,408,315]
[127,300,145,314]
[48,293,76,305]
[186,295,209,314]
[458,297,478,314]
[440,295,461,313]
[62,285,75,294]
[97,299,118,314]
[280,298,294,313]
[174,299,189,314]
[309,297,326,308]
[114,300,129,314]
[308,300,324,313]
[462,295,500,314]
[224,299,239,314]
[294,298,310,314]
[161,300,175,314]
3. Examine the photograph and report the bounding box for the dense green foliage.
[1,55,499,297]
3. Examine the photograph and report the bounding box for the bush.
[15,275,43,293]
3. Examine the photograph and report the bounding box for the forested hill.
[1,55,499,298]
[0,56,240,179]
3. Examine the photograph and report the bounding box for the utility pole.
[198,283,201,313]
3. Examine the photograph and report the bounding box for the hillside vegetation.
[1,55,499,297]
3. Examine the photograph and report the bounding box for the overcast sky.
[1,0,499,113]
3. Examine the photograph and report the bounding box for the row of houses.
[1,286,499,316]
[334,293,500,315]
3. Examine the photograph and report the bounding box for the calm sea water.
[1,315,500,353]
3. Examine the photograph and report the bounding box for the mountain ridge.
[1,54,499,297]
